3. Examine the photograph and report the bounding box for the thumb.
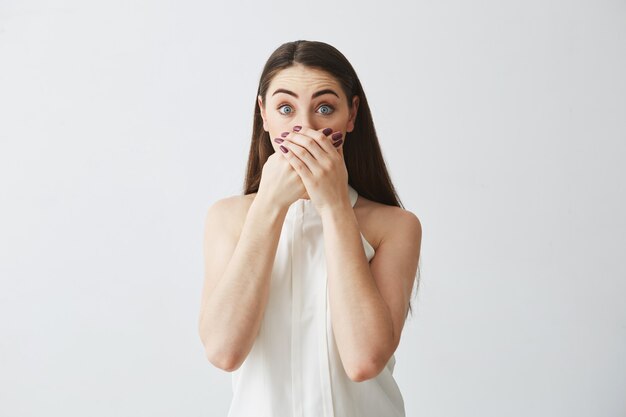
[335,138,344,158]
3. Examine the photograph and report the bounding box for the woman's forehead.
[268,65,342,96]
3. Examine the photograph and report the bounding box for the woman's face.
[258,64,359,155]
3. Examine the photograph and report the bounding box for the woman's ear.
[258,95,268,132]
[346,95,359,133]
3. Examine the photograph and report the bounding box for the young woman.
[198,40,422,417]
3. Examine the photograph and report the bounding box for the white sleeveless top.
[227,184,406,417]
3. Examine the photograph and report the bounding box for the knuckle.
[320,159,332,172]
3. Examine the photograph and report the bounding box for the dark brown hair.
[243,40,420,317]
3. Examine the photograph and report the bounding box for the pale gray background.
[1,0,624,416]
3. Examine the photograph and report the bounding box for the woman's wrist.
[251,192,289,220]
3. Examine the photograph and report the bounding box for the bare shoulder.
[204,192,257,238]
[354,195,422,250]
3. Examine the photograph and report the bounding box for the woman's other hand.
[277,125,349,215]
[257,152,307,209]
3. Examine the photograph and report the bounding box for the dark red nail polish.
[280,145,288,153]
[274,138,284,144]
[333,139,343,147]
[281,131,289,137]
[331,132,343,141]
[322,127,332,136]
[293,125,302,132]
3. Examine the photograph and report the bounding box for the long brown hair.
[243,40,420,317]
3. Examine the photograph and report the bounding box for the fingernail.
[293,125,302,132]
[333,139,343,147]
[274,138,284,144]
[281,131,290,137]
[322,127,332,136]
[331,132,343,141]
[279,145,288,153]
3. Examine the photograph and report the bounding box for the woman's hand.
[257,152,307,210]
[276,125,349,214]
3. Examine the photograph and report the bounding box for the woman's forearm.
[199,195,287,371]
[321,202,395,381]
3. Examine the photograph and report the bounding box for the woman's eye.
[318,105,334,115]
[278,105,293,115]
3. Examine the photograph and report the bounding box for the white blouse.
[227,183,406,417]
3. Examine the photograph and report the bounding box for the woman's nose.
[293,114,317,131]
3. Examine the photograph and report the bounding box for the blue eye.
[318,105,334,115]
[278,104,293,115]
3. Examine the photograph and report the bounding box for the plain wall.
[1,0,624,416]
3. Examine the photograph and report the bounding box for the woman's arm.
[321,202,421,382]
[198,194,288,372]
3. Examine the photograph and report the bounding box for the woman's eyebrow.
[271,88,340,99]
